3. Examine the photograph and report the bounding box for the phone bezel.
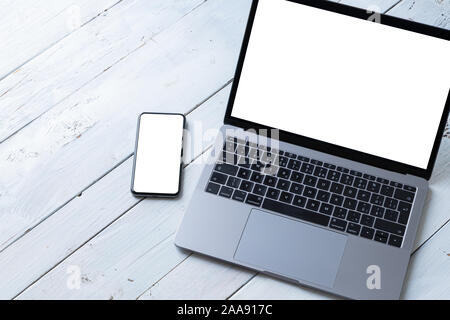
[131,112,186,198]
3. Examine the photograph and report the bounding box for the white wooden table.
[0,0,449,300]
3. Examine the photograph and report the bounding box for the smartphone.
[131,112,185,198]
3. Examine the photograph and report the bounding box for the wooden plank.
[0,0,120,80]
[0,0,252,251]
[387,0,450,28]
[16,151,210,300]
[0,0,204,143]
[402,221,450,299]
[138,255,254,300]
[1,84,229,299]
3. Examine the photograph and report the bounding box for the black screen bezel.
[224,0,450,180]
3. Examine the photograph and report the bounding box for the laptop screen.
[231,0,450,170]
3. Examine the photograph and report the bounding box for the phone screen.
[131,113,185,197]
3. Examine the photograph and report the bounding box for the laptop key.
[262,199,330,227]
[317,190,331,202]
[376,177,390,184]
[289,182,304,195]
[347,211,361,223]
[340,174,354,186]
[384,209,398,222]
[330,182,344,194]
[319,203,334,215]
[343,198,357,210]
[333,207,347,219]
[346,222,361,235]
[290,171,304,183]
[375,218,405,236]
[329,218,347,232]
[240,180,254,192]
[277,179,291,191]
[300,163,315,174]
[245,193,263,207]
[303,186,317,198]
[232,190,247,202]
[390,181,403,188]
[297,156,309,162]
[394,189,415,203]
[310,159,323,166]
[353,178,367,189]
[330,194,344,206]
[374,230,389,244]
[210,172,228,184]
[384,197,398,210]
[306,199,320,211]
[356,190,371,202]
[250,171,264,184]
[404,185,417,192]
[370,205,385,218]
[343,186,357,198]
[206,182,221,195]
[237,168,251,180]
[398,201,412,215]
[253,184,267,196]
[317,179,331,190]
[337,166,349,173]
[360,214,375,227]
[288,159,301,171]
[304,175,317,187]
[367,181,381,193]
[277,168,292,179]
[313,167,328,178]
[263,175,278,187]
[280,191,293,204]
[388,234,403,248]
[219,186,233,198]
[350,170,362,177]
[292,195,307,207]
[361,227,375,240]
[356,201,371,214]
[370,194,384,206]
[327,170,341,182]
[380,184,394,197]
[215,163,238,176]
[266,188,280,200]
[226,176,241,189]
[398,212,409,225]
[363,174,376,181]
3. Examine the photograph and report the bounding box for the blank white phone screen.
[133,114,184,195]
[231,0,450,169]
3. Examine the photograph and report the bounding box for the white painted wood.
[388,0,450,28]
[138,254,254,300]
[2,84,230,299]
[16,151,207,300]
[0,0,252,251]
[0,0,204,143]
[0,0,119,80]
[1,0,448,301]
[402,221,450,299]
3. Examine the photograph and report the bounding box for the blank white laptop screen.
[231,0,450,169]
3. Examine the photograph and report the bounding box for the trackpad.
[234,209,347,288]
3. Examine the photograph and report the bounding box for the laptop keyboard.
[205,137,417,248]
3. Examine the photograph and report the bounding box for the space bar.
[262,199,330,227]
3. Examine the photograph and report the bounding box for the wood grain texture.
[0,0,448,300]
[0,0,204,143]
[8,84,230,299]
[388,0,450,28]
[0,0,120,80]
[0,0,251,252]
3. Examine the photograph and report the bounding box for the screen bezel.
[224,0,450,180]
[131,112,185,198]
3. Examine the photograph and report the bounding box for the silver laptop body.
[175,0,450,299]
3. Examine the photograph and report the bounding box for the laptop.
[175,0,450,299]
